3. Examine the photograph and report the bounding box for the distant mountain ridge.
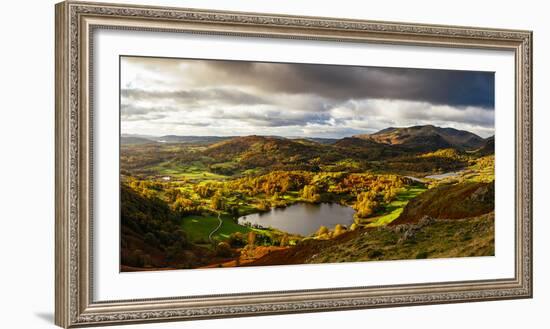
[198,125,493,172]
[156,135,230,144]
[121,125,492,156]
[120,136,155,145]
[121,134,339,145]
[121,134,234,145]
[354,125,486,151]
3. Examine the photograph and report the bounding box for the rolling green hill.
[203,135,329,170]
[391,181,494,225]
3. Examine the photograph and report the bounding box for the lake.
[238,203,355,236]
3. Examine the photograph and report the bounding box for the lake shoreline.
[238,202,356,236]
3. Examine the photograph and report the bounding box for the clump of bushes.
[316,226,329,236]
[353,191,380,218]
[367,249,384,259]
[314,224,349,240]
[122,249,153,268]
[215,242,233,257]
[301,185,321,203]
[279,234,289,247]
[415,251,429,259]
[228,232,245,247]
[332,224,347,238]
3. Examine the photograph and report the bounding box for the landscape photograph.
[119,56,495,271]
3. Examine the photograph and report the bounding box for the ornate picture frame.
[55,1,532,327]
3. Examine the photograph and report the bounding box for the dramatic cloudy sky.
[120,56,495,138]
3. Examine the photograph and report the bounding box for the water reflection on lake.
[238,203,355,236]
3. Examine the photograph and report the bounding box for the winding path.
[208,213,223,243]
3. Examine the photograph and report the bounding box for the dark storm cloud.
[121,88,267,106]
[121,56,495,138]
[193,61,495,109]
[121,104,180,121]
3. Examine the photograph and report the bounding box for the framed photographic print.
[55,1,533,327]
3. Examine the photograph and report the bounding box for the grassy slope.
[149,161,227,180]
[392,181,494,225]
[248,212,494,266]
[308,213,494,264]
[365,186,427,227]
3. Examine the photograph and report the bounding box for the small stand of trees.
[301,185,321,203]
[353,190,380,218]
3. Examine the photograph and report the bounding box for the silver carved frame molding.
[55,1,533,328]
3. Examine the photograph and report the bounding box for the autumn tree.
[383,187,397,203]
[172,196,195,215]
[279,234,289,247]
[258,200,271,212]
[228,232,245,247]
[354,191,380,218]
[247,231,256,246]
[316,226,329,238]
[210,190,224,211]
[301,185,321,203]
[333,224,346,237]
[215,242,232,257]
[165,188,182,203]
[194,183,214,198]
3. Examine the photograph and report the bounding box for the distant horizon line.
[122,133,343,139]
[122,132,493,142]
[121,124,494,140]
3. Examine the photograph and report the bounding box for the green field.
[180,185,427,243]
[181,214,252,244]
[365,186,427,227]
[149,161,228,180]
